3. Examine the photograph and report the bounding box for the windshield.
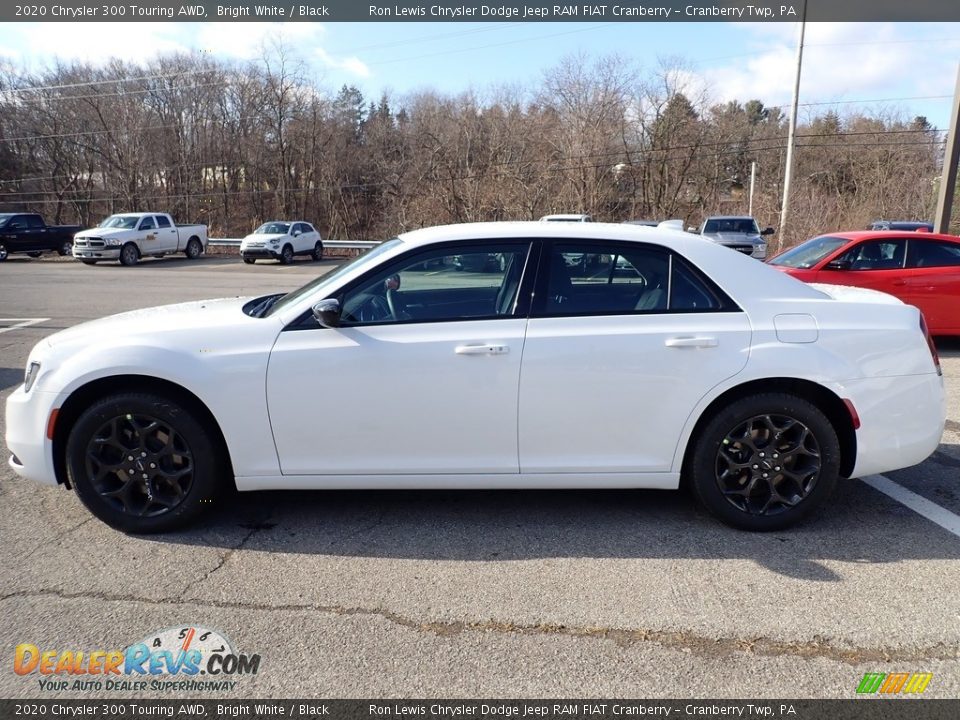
[99,215,140,229]
[703,218,760,234]
[255,222,291,235]
[0,214,13,227]
[264,238,404,318]
[768,236,849,269]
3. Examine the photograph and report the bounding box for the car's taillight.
[919,313,941,376]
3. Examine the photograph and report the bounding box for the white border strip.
[862,474,960,539]
[0,318,49,335]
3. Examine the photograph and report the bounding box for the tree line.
[0,47,948,248]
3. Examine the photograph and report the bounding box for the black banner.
[5,0,960,23]
[2,700,960,720]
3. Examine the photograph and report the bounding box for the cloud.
[195,22,327,61]
[698,22,960,115]
[315,48,371,78]
[13,22,188,64]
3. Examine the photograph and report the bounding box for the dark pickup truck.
[0,213,82,261]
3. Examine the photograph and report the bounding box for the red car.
[768,231,960,336]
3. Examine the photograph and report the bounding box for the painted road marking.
[862,473,960,539]
[0,318,49,335]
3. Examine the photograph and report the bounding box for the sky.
[1,21,958,130]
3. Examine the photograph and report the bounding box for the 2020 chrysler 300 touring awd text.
[5,222,946,533]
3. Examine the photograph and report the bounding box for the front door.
[266,241,534,475]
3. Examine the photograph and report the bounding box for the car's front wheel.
[279,244,294,265]
[58,240,73,256]
[243,257,256,264]
[119,243,140,267]
[687,393,840,531]
[65,392,222,533]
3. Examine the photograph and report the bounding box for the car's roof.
[813,230,960,243]
[540,214,591,220]
[396,221,692,248]
[704,215,756,220]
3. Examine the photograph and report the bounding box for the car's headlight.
[757,242,767,252]
[270,240,280,246]
[105,238,121,246]
[24,361,41,392]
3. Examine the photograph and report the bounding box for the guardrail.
[208,238,381,250]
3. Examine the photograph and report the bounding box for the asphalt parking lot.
[1,253,959,699]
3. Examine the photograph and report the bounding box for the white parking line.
[862,473,960,539]
[0,318,49,335]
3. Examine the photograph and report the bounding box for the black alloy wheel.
[66,393,222,532]
[688,393,840,531]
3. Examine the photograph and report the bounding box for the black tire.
[58,240,73,256]
[0,243,7,261]
[184,237,203,259]
[311,241,324,261]
[280,244,294,265]
[243,257,256,265]
[119,243,139,267]
[686,392,840,531]
[27,251,43,258]
[65,392,222,533]
[81,260,98,266]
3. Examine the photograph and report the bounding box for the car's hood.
[76,226,139,238]
[242,233,287,244]
[703,232,763,243]
[41,297,255,350]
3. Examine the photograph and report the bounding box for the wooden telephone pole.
[934,64,960,235]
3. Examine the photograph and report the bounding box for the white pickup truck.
[73,213,208,266]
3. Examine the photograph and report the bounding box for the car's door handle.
[664,336,718,348]
[891,279,907,286]
[455,344,509,355]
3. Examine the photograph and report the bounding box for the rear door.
[154,214,178,251]
[901,238,960,333]
[518,239,751,474]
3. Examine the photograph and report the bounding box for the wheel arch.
[679,377,857,481]
[52,374,234,489]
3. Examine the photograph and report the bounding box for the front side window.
[838,239,906,270]
[339,243,531,325]
[906,240,960,268]
[139,217,156,231]
[540,242,725,316]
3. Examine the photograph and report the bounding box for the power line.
[2,69,211,93]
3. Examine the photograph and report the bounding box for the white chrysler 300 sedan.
[5,222,946,533]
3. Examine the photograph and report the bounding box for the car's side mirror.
[311,299,341,328]
[825,259,852,271]
[687,226,697,233]
[293,230,301,237]
[761,227,775,236]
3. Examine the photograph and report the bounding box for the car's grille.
[76,237,105,248]
[725,244,755,255]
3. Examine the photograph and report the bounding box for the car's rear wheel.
[120,243,139,267]
[184,237,203,259]
[311,241,324,261]
[58,240,73,256]
[65,392,222,533]
[687,393,840,531]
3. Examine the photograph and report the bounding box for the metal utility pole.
[778,1,807,248]
[748,161,757,216]
[934,64,960,235]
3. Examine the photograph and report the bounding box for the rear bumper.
[4,386,60,486]
[846,372,945,477]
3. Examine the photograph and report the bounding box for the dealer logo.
[14,625,260,693]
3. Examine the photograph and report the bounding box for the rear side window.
[906,240,960,268]
[26,215,44,229]
[155,215,171,228]
[538,241,732,317]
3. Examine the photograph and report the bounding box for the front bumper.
[846,372,946,478]
[5,385,61,486]
[73,247,121,260]
[241,247,281,259]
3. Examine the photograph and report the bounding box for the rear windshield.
[768,236,848,269]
